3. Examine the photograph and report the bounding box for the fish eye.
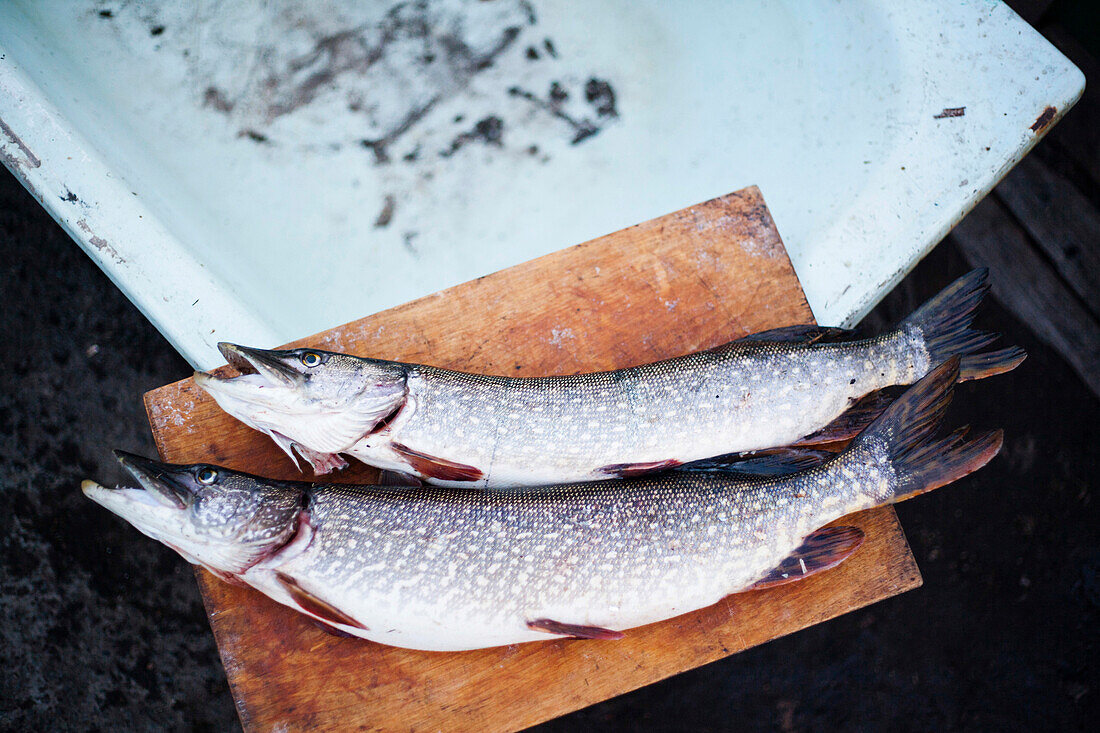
[300,351,323,368]
[196,467,218,485]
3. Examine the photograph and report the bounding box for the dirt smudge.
[443,115,504,156]
[76,219,125,264]
[0,117,42,169]
[374,195,396,228]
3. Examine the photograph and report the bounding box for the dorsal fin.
[747,526,865,590]
[733,325,859,345]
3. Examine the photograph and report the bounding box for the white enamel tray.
[0,1,1084,368]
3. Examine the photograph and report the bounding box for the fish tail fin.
[900,268,1026,381]
[852,356,1002,502]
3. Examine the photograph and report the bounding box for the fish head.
[82,451,305,574]
[193,343,408,456]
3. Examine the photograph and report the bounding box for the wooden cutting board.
[144,186,921,732]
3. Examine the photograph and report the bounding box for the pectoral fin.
[267,430,303,471]
[293,444,349,475]
[391,443,484,482]
[276,572,368,630]
[748,526,865,590]
[204,567,248,587]
[527,618,625,640]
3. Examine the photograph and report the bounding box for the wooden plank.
[952,195,1100,397]
[143,187,921,732]
[995,154,1100,319]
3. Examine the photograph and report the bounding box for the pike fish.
[193,269,1021,488]
[86,359,1001,651]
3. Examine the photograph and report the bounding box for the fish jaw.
[194,343,409,464]
[83,452,305,575]
[219,342,302,387]
[81,469,213,566]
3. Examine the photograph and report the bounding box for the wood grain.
[144,186,921,732]
[995,154,1100,319]
[953,194,1100,398]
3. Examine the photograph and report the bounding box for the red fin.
[793,388,902,448]
[600,459,682,478]
[275,572,368,630]
[390,443,483,482]
[748,526,865,590]
[378,469,424,487]
[890,428,1003,502]
[293,444,348,474]
[527,618,625,640]
[958,347,1027,381]
[900,268,1026,382]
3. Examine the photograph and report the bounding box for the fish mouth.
[107,450,193,509]
[193,343,300,394]
[222,343,299,386]
[81,452,192,524]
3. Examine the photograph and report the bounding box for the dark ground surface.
[3,4,1100,729]
[1,170,1098,732]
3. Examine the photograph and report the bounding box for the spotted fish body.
[195,270,1023,487]
[255,462,883,650]
[353,332,922,487]
[85,361,1002,651]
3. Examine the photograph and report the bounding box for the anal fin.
[747,526,865,590]
[276,572,369,630]
[527,618,625,640]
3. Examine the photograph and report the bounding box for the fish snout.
[214,342,301,387]
[112,450,192,509]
